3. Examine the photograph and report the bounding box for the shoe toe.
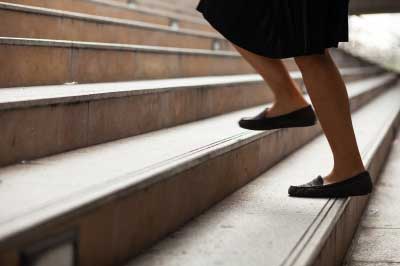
[238,119,245,126]
[288,185,300,196]
[238,118,253,128]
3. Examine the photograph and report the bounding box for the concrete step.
[0,68,387,167]
[0,37,379,88]
[343,129,400,265]
[126,81,400,266]
[5,0,213,32]
[0,37,256,88]
[0,74,396,266]
[0,2,230,51]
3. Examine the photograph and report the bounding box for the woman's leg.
[232,44,309,117]
[294,49,366,184]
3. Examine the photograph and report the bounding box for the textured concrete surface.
[0,37,257,88]
[0,79,398,266]
[1,71,387,167]
[125,84,400,266]
[0,76,392,235]
[345,130,400,265]
[350,229,400,262]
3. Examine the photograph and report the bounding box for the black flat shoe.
[238,105,317,131]
[288,170,373,198]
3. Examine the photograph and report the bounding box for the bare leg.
[232,43,309,117]
[294,49,366,184]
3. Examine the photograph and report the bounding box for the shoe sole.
[238,120,317,131]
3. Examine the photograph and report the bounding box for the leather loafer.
[238,105,317,131]
[288,170,373,198]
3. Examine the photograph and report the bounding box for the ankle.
[325,165,366,183]
[273,98,309,111]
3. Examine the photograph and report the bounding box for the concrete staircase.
[0,1,399,266]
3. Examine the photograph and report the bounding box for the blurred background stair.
[0,2,232,50]
[0,0,399,266]
[4,0,212,32]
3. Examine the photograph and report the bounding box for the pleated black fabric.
[196,0,350,59]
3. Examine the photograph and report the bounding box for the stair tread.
[126,81,400,266]
[0,75,396,244]
[0,74,264,108]
[0,67,380,110]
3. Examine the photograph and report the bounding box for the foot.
[238,104,317,131]
[288,170,373,198]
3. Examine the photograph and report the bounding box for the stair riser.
[0,70,384,167]
[133,0,201,17]
[5,0,212,32]
[0,42,258,88]
[0,78,392,266]
[311,111,400,266]
[0,8,231,51]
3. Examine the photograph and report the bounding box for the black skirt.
[196,0,350,59]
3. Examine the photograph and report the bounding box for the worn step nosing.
[0,67,381,111]
[0,76,393,246]
[0,1,221,39]
[282,86,400,266]
[0,37,238,56]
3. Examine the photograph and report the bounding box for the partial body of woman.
[196,0,373,198]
